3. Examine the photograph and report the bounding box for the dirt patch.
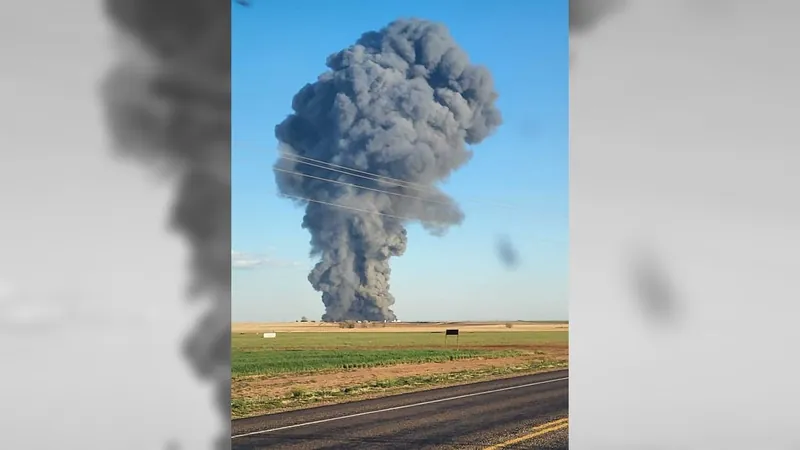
[233,348,567,400]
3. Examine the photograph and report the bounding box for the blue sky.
[232,0,568,322]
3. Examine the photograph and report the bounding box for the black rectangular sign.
[445,329,459,336]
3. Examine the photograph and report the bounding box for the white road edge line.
[232,375,568,439]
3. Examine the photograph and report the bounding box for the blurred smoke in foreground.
[627,244,680,326]
[495,235,521,270]
[569,0,626,35]
[569,0,627,62]
[101,1,231,449]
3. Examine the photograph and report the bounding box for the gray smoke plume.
[274,18,502,322]
[101,1,231,449]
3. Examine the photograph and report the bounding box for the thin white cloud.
[231,251,302,270]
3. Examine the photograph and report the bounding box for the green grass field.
[233,348,522,376]
[231,331,567,377]
[230,330,568,417]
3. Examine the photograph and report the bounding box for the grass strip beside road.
[231,360,568,419]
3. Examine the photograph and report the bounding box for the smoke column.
[101,1,231,448]
[274,19,502,322]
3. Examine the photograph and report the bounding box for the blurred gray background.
[571,1,800,448]
[0,1,219,449]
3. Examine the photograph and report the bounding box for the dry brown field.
[232,320,568,334]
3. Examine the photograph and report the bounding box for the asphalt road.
[232,369,568,449]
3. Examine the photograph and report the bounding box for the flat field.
[232,320,567,334]
[231,321,568,419]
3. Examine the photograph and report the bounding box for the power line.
[277,152,519,210]
[274,167,456,207]
[279,154,426,192]
[279,193,420,222]
[272,158,568,244]
[283,153,429,191]
[278,192,567,245]
[234,141,532,210]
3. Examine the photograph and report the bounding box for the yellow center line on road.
[483,417,569,449]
